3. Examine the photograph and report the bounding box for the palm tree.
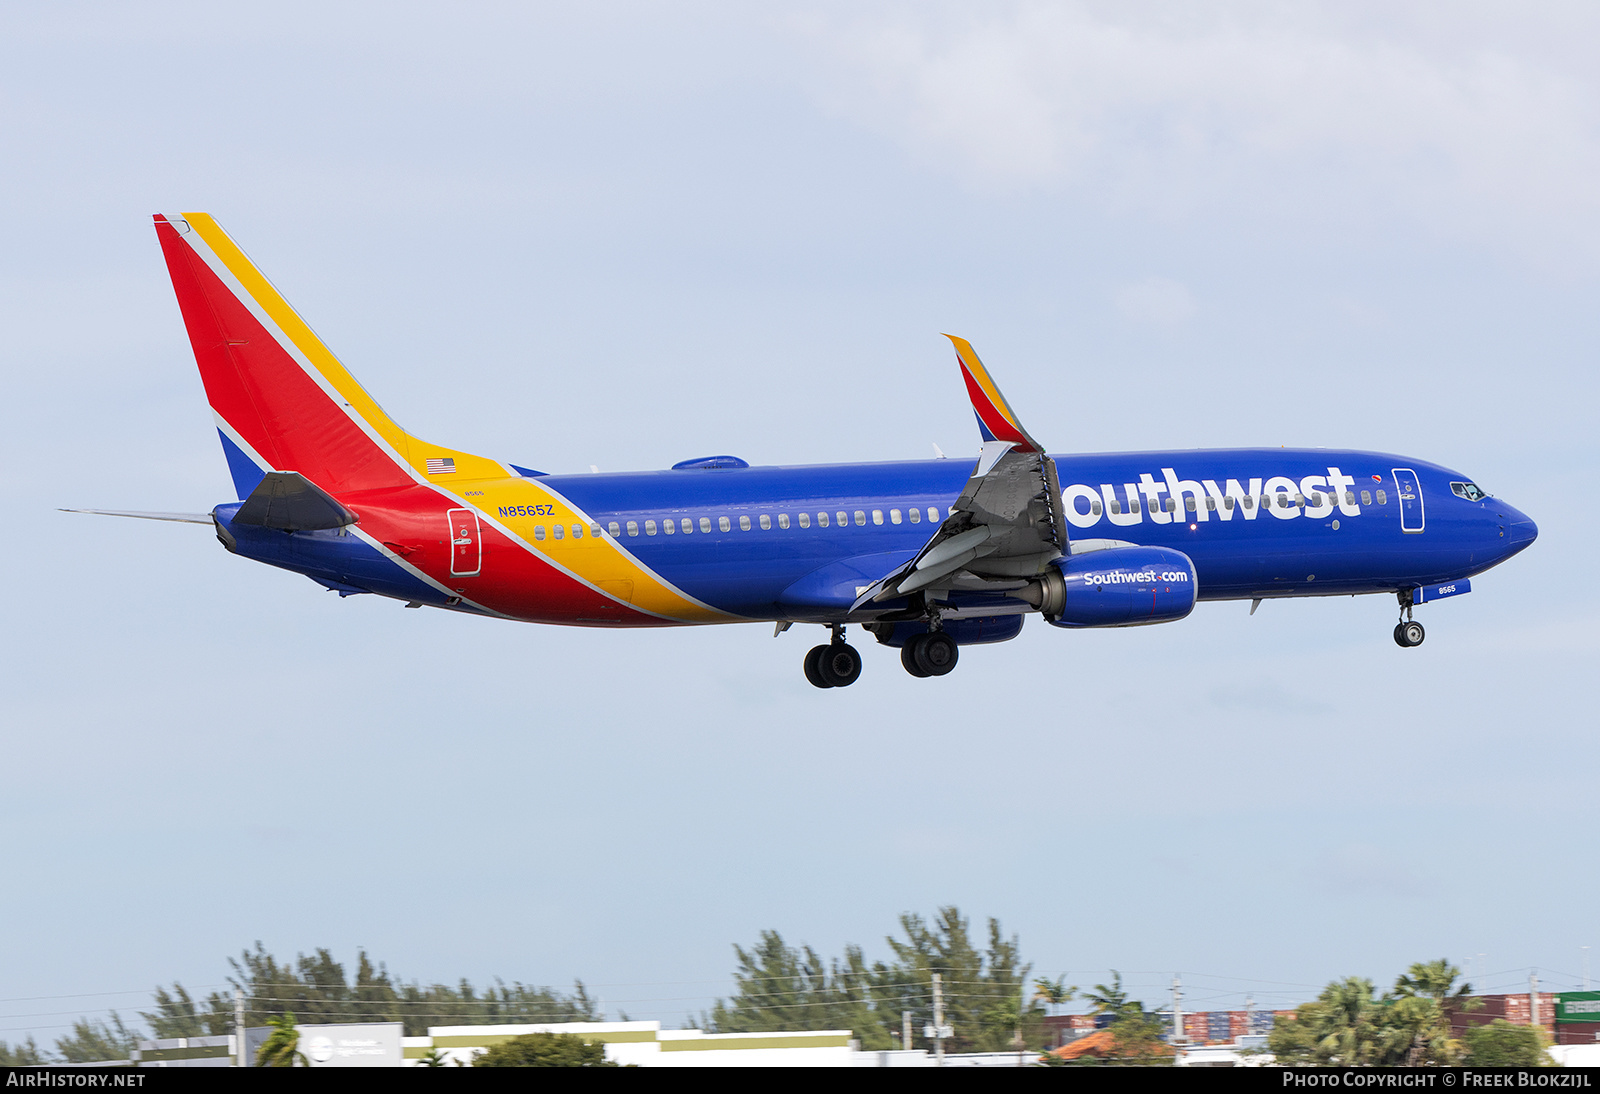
[1032,976,1076,1016]
[255,1012,308,1067]
[1084,971,1131,1017]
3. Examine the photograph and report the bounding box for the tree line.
[702,905,1044,1052]
[0,925,1554,1066]
[0,943,599,1064]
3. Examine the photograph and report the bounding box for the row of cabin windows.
[616,506,954,538]
[525,490,1392,542]
[528,506,954,541]
[1098,489,1386,516]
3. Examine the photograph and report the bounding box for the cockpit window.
[1451,481,1487,501]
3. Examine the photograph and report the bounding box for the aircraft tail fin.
[153,213,501,499]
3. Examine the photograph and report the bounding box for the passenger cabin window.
[626,520,638,537]
[680,518,692,534]
[799,512,811,528]
[1129,499,1141,514]
[1376,490,1388,504]
[908,507,921,524]
[1223,496,1234,510]
[1109,499,1120,515]
[872,510,883,525]
[1091,501,1103,515]
[700,517,712,533]
[1204,497,1215,511]
[660,519,672,535]
[573,525,584,539]
[890,509,902,524]
[739,515,751,531]
[609,521,622,537]
[1360,490,1371,505]
[854,510,866,526]
[838,511,849,527]
[927,507,940,523]
[718,516,730,532]
[778,513,790,529]
[817,512,829,528]
[759,514,771,530]
[552,524,564,539]
[1242,496,1253,510]
[534,525,546,540]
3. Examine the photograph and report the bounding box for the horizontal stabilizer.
[60,509,212,524]
[233,471,357,531]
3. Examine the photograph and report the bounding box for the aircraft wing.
[853,335,1068,611]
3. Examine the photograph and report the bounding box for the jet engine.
[1023,546,1198,628]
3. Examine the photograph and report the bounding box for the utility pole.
[1530,972,1541,1032]
[902,1010,912,1054]
[234,989,246,1068]
[1245,994,1255,1039]
[922,973,950,1065]
[1171,974,1184,1045]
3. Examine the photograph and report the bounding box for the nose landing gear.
[804,624,863,688]
[1394,620,1426,647]
[1393,589,1425,648]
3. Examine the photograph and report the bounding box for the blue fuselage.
[532,448,1536,621]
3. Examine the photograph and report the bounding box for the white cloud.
[798,2,1600,263]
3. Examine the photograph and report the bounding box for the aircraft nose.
[1498,502,1537,556]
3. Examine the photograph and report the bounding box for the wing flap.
[852,337,1068,613]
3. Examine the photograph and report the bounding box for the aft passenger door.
[1391,469,1424,534]
[448,508,482,575]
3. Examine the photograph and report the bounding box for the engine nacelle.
[1028,546,1197,628]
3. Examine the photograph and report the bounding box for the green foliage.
[472,1032,616,1067]
[0,1037,46,1066]
[1078,972,1172,1064]
[1269,962,1476,1067]
[1085,971,1133,1017]
[1463,1020,1551,1066]
[708,906,1044,1053]
[1033,975,1076,1015]
[55,1012,137,1063]
[255,1012,308,1067]
[705,930,886,1046]
[142,942,599,1036]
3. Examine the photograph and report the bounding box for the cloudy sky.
[3,1,1597,1039]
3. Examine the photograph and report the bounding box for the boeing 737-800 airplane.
[70,214,1538,687]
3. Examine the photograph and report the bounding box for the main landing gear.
[901,631,958,678]
[1393,590,1425,648]
[804,625,863,689]
[799,620,961,687]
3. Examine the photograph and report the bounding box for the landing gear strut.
[1393,590,1425,648]
[805,624,862,688]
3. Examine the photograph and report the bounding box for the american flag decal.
[426,457,457,475]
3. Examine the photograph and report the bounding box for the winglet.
[943,335,1041,454]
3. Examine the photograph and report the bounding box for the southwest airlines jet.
[71,214,1539,688]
